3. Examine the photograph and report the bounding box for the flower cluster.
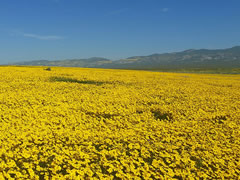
[0,66,239,179]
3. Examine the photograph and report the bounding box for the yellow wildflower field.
[0,66,239,179]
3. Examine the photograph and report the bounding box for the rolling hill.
[11,46,240,70]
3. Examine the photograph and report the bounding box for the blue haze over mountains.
[11,46,240,70]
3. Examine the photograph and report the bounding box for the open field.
[0,66,239,179]
[148,68,240,74]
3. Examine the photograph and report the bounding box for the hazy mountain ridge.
[11,46,240,69]
[14,57,112,68]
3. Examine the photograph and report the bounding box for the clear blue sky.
[0,0,240,63]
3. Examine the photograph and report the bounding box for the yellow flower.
[0,66,239,179]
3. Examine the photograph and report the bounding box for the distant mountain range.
[11,46,240,70]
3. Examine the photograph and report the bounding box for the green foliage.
[49,76,105,85]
